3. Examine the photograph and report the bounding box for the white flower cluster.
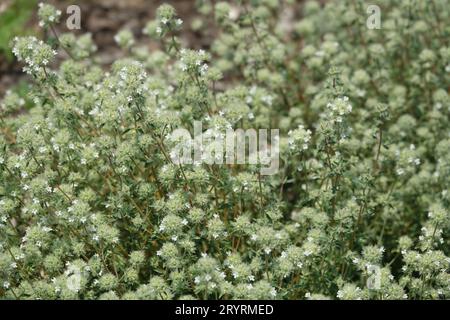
[2,0,449,301]
[179,49,209,76]
[12,37,57,75]
[288,125,312,153]
[114,29,135,49]
[38,3,62,28]
[154,4,183,36]
[326,96,353,123]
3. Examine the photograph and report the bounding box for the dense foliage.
[0,0,449,300]
[0,0,37,62]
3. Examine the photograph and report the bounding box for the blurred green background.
[0,0,38,62]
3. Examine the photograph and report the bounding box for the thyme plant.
[0,0,449,300]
